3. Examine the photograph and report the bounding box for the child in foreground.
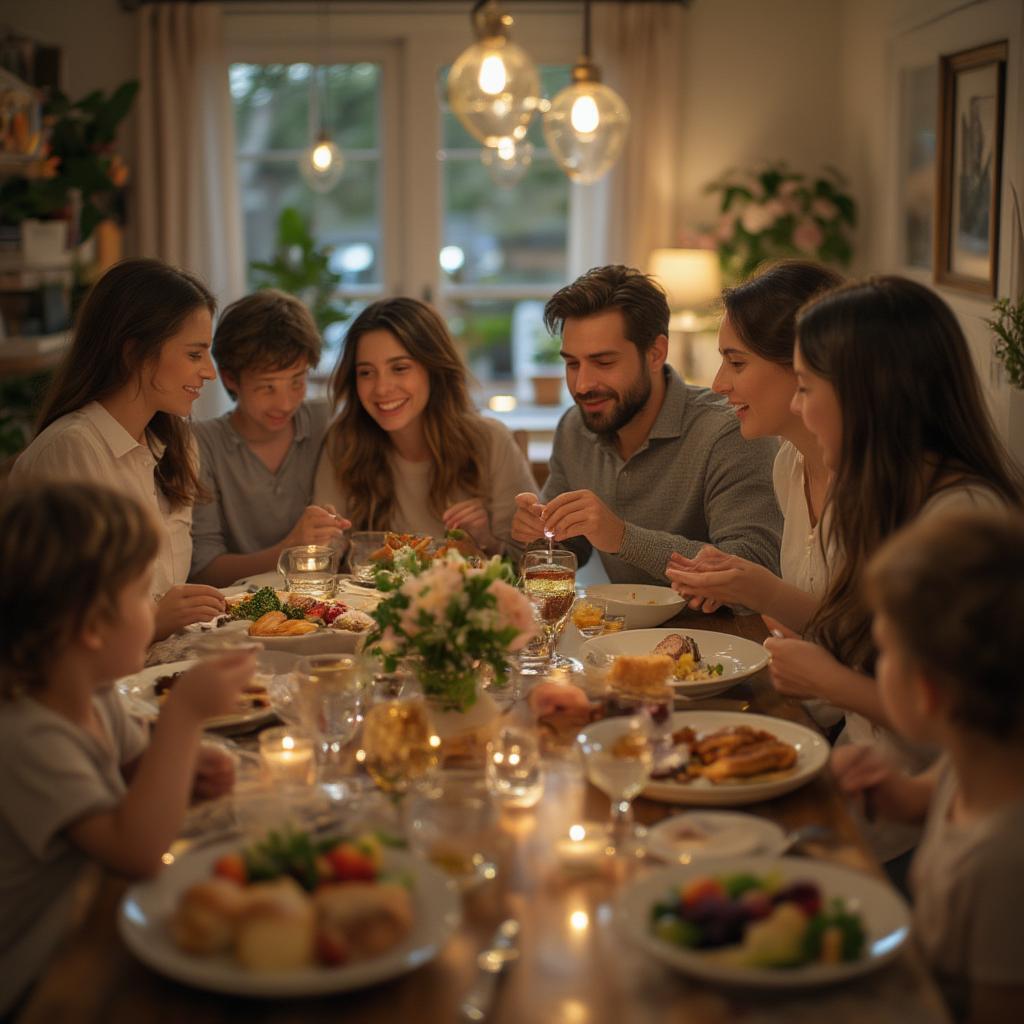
[0,482,255,1015]
[833,509,1024,1023]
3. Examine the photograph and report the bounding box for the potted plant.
[250,207,349,339]
[530,333,564,406]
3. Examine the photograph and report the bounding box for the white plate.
[118,840,461,998]
[583,584,685,629]
[581,628,770,699]
[116,659,276,733]
[642,710,828,806]
[645,811,787,863]
[616,856,911,988]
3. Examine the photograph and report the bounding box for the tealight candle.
[259,727,315,787]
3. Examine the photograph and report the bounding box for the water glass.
[296,654,364,791]
[486,726,543,808]
[276,544,340,598]
[254,650,302,727]
[348,531,388,583]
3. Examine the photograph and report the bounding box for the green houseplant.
[988,295,1024,390]
[250,207,349,337]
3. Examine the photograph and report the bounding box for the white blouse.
[10,402,193,599]
[772,440,829,596]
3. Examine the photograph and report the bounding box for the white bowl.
[584,584,685,629]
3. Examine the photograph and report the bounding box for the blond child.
[833,509,1024,1023]
[0,482,255,1014]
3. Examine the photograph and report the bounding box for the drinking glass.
[486,725,543,808]
[254,650,303,727]
[577,716,653,856]
[522,548,578,672]
[572,595,608,638]
[295,654,365,796]
[348,531,388,584]
[361,697,438,801]
[276,544,340,598]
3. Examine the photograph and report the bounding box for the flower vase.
[422,676,501,770]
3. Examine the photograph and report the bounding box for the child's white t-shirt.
[911,758,1024,1021]
[0,687,147,1014]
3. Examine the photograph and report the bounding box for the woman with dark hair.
[10,258,226,638]
[313,297,535,553]
[764,274,1022,867]
[666,260,843,628]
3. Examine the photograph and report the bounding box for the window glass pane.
[442,156,568,285]
[446,297,557,384]
[238,157,381,288]
[231,63,312,153]
[323,63,380,149]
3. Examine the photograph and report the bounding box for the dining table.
[15,604,951,1024]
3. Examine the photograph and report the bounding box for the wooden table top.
[16,608,951,1024]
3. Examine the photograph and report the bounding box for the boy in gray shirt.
[512,265,780,585]
[190,290,347,587]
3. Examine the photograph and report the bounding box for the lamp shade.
[649,249,722,310]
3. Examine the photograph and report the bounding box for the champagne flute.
[522,547,577,671]
[577,716,653,856]
[361,698,439,802]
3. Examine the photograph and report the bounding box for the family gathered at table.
[1,255,1022,1023]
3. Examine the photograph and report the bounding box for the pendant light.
[447,0,541,147]
[481,137,534,188]
[543,0,630,185]
[301,11,344,193]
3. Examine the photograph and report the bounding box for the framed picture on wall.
[935,41,1007,296]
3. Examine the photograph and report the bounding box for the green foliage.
[0,371,51,460]
[705,162,857,284]
[533,334,562,365]
[0,83,138,241]
[250,207,349,336]
[987,294,1024,390]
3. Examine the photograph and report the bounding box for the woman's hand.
[762,617,841,701]
[666,546,777,614]
[443,498,498,552]
[154,584,226,639]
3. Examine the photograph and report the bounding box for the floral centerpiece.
[705,162,857,283]
[366,552,537,712]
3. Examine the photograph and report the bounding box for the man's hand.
[511,491,546,544]
[443,498,497,552]
[542,489,625,553]
[154,584,226,638]
[284,504,349,548]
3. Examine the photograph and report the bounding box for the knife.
[459,918,520,1022]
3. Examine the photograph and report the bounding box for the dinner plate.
[580,628,770,699]
[642,710,828,806]
[118,840,462,998]
[116,659,276,733]
[582,584,685,629]
[616,856,911,988]
[645,811,787,863]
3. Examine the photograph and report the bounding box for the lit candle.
[298,556,321,571]
[259,728,315,787]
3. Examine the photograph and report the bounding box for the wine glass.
[361,698,439,802]
[521,547,577,672]
[295,654,365,798]
[577,715,653,857]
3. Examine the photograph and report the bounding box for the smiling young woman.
[10,258,228,639]
[314,297,535,555]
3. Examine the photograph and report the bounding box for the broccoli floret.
[229,586,281,621]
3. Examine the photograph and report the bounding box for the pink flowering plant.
[706,163,856,283]
[366,552,537,711]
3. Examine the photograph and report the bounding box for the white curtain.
[593,2,685,270]
[137,2,244,418]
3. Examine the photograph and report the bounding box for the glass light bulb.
[481,137,534,188]
[300,136,345,193]
[447,34,540,147]
[543,78,630,185]
[569,94,600,135]
[478,54,507,96]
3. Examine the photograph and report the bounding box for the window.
[225,5,602,390]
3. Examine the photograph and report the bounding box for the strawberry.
[213,852,247,885]
[326,843,377,882]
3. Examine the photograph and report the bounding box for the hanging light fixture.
[447,0,541,147]
[301,10,344,193]
[481,136,534,188]
[543,0,630,185]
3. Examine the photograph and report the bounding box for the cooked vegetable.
[229,586,281,621]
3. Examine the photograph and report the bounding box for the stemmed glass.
[361,697,439,803]
[577,715,654,857]
[521,547,578,672]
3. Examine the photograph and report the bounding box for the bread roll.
[314,882,413,959]
[235,877,316,971]
[170,878,249,955]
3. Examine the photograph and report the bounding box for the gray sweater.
[540,367,782,585]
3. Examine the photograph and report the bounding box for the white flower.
[811,197,839,221]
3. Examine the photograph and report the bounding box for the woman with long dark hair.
[764,275,1022,865]
[313,297,535,552]
[10,258,226,638]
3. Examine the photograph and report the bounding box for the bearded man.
[512,265,781,586]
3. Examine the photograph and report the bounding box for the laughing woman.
[313,297,535,554]
[10,258,227,638]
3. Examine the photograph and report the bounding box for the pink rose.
[488,579,538,651]
[793,217,824,253]
[741,203,777,234]
[811,197,838,221]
